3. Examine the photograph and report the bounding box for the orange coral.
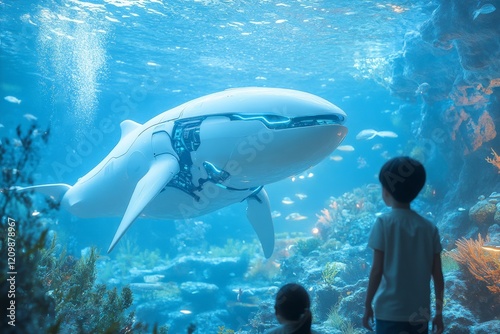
[486,148,500,173]
[449,235,500,295]
[316,208,333,224]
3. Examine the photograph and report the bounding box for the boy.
[362,157,444,334]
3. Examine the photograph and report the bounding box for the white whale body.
[17,87,348,258]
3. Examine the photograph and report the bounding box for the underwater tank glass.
[1,0,499,333]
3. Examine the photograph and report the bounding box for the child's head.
[378,156,426,204]
[274,283,312,331]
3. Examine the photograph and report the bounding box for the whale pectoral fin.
[13,183,72,202]
[246,187,275,259]
[107,154,180,253]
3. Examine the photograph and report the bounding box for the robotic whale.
[18,87,348,258]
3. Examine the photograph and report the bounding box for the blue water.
[2,0,499,333]
[1,0,423,243]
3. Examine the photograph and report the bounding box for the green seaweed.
[326,300,363,334]
[0,123,160,333]
[208,238,259,258]
[217,326,235,334]
[115,238,163,275]
[296,237,321,256]
[322,262,341,286]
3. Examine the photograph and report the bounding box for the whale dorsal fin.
[246,187,275,258]
[107,153,180,253]
[120,120,141,139]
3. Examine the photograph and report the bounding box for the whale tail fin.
[13,183,72,202]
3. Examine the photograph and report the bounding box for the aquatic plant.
[0,124,153,333]
[441,251,459,273]
[148,281,182,301]
[245,257,281,281]
[209,238,259,258]
[0,123,59,334]
[171,219,212,256]
[449,235,500,295]
[296,237,321,256]
[322,262,341,286]
[326,300,363,334]
[0,124,53,224]
[217,326,235,334]
[314,184,383,246]
[485,148,500,173]
[326,302,344,328]
[153,324,170,334]
[115,238,164,275]
[247,303,275,332]
[39,243,147,333]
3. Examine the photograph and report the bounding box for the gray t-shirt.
[368,208,442,322]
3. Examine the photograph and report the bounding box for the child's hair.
[274,283,312,334]
[378,156,426,203]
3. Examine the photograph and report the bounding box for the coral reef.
[469,192,500,228]
[314,184,383,246]
[0,124,154,334]
[449,235,500,296]
[40,245,142,333]
[208,238,259,258]
[296,237,321,256]
[485,148,500,173]
[388,0,500,213]
[322,262,343,286]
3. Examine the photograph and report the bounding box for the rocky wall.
[389,0,500,210]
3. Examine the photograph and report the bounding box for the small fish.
[377,131,398,138]
[281,197,294,205]
[337,144,355,152]
[4,96,21,104]
[330,155,343,162]
[295,193,307,200]
[180,310,192,315]
[473,4,496,20]
[482,245,500,252]
[357,157,368,169]
[356,129,398,140]
[307,172,314,178]
[285,212,308,221]
[271,210,281,218]
[457,207,466,212]
[23,113,38,122]
[237,288,243,302]
[371,143,383,150]
[415,82,430,95]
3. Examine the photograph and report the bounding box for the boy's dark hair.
[378,156,426,203]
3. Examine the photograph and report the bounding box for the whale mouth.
[228,113,345,129]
